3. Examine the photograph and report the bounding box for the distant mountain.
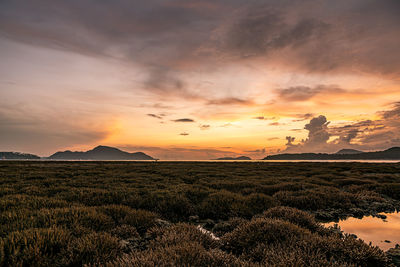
[48,145,154,160]
[0,152,40,160]
[215,156,251,160]
[264,147,400,160]
[335,149,363,154]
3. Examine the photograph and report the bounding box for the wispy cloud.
[207,97,253,106]
[199,124,210,130]
[147,113,163,119]
[277,85,345,101]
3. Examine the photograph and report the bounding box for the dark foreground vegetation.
[1,161,400,266]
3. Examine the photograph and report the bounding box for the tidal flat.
[1,161,400,266]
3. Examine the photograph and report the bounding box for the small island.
[215,156,251,160]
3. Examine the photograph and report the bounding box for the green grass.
[0,161,399,266]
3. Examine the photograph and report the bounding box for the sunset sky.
[1,0,399,159]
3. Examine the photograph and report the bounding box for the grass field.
[1,161,400,266]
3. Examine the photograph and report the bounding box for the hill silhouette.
[0,152,40,160]
[48,145,154,160]
[335,149,363,154]
[264,147,400,160]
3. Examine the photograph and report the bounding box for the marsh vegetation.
[0,161,399,266]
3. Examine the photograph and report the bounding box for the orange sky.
[1,0,399,159]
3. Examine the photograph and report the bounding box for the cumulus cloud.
[283,102,400,153]
[304,115,330,146]
[285,136,296,147]
[284,115,338,152]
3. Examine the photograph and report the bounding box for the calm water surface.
[325,213,400,250]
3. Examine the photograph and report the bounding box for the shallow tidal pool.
[325,212,400,250]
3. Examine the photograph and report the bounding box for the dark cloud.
[292,113,314,122]
[143,67,200,99]
[147,113,163,119]
[1,0,398,101]
[303,113,314,120]
[0,0,225,99]
[339,129,359,143]
[224,7,329,57]
[219,1,400,76]
[179,132,189,136]
[269,122,280,126]
[199,124,210,130]
[253,116,265,120]
[172,118,195,122]
[329,120,375,136]
[381,102,400,119]
[277,85,345,101]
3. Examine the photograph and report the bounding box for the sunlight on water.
[325,213,400,250]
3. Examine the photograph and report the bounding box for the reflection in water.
[325,213,400,250]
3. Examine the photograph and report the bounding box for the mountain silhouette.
[264,147,400,160]
[335,149,363,154]
[0,152,40,160]
[215,156,251,160]
[48,145,154,160]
